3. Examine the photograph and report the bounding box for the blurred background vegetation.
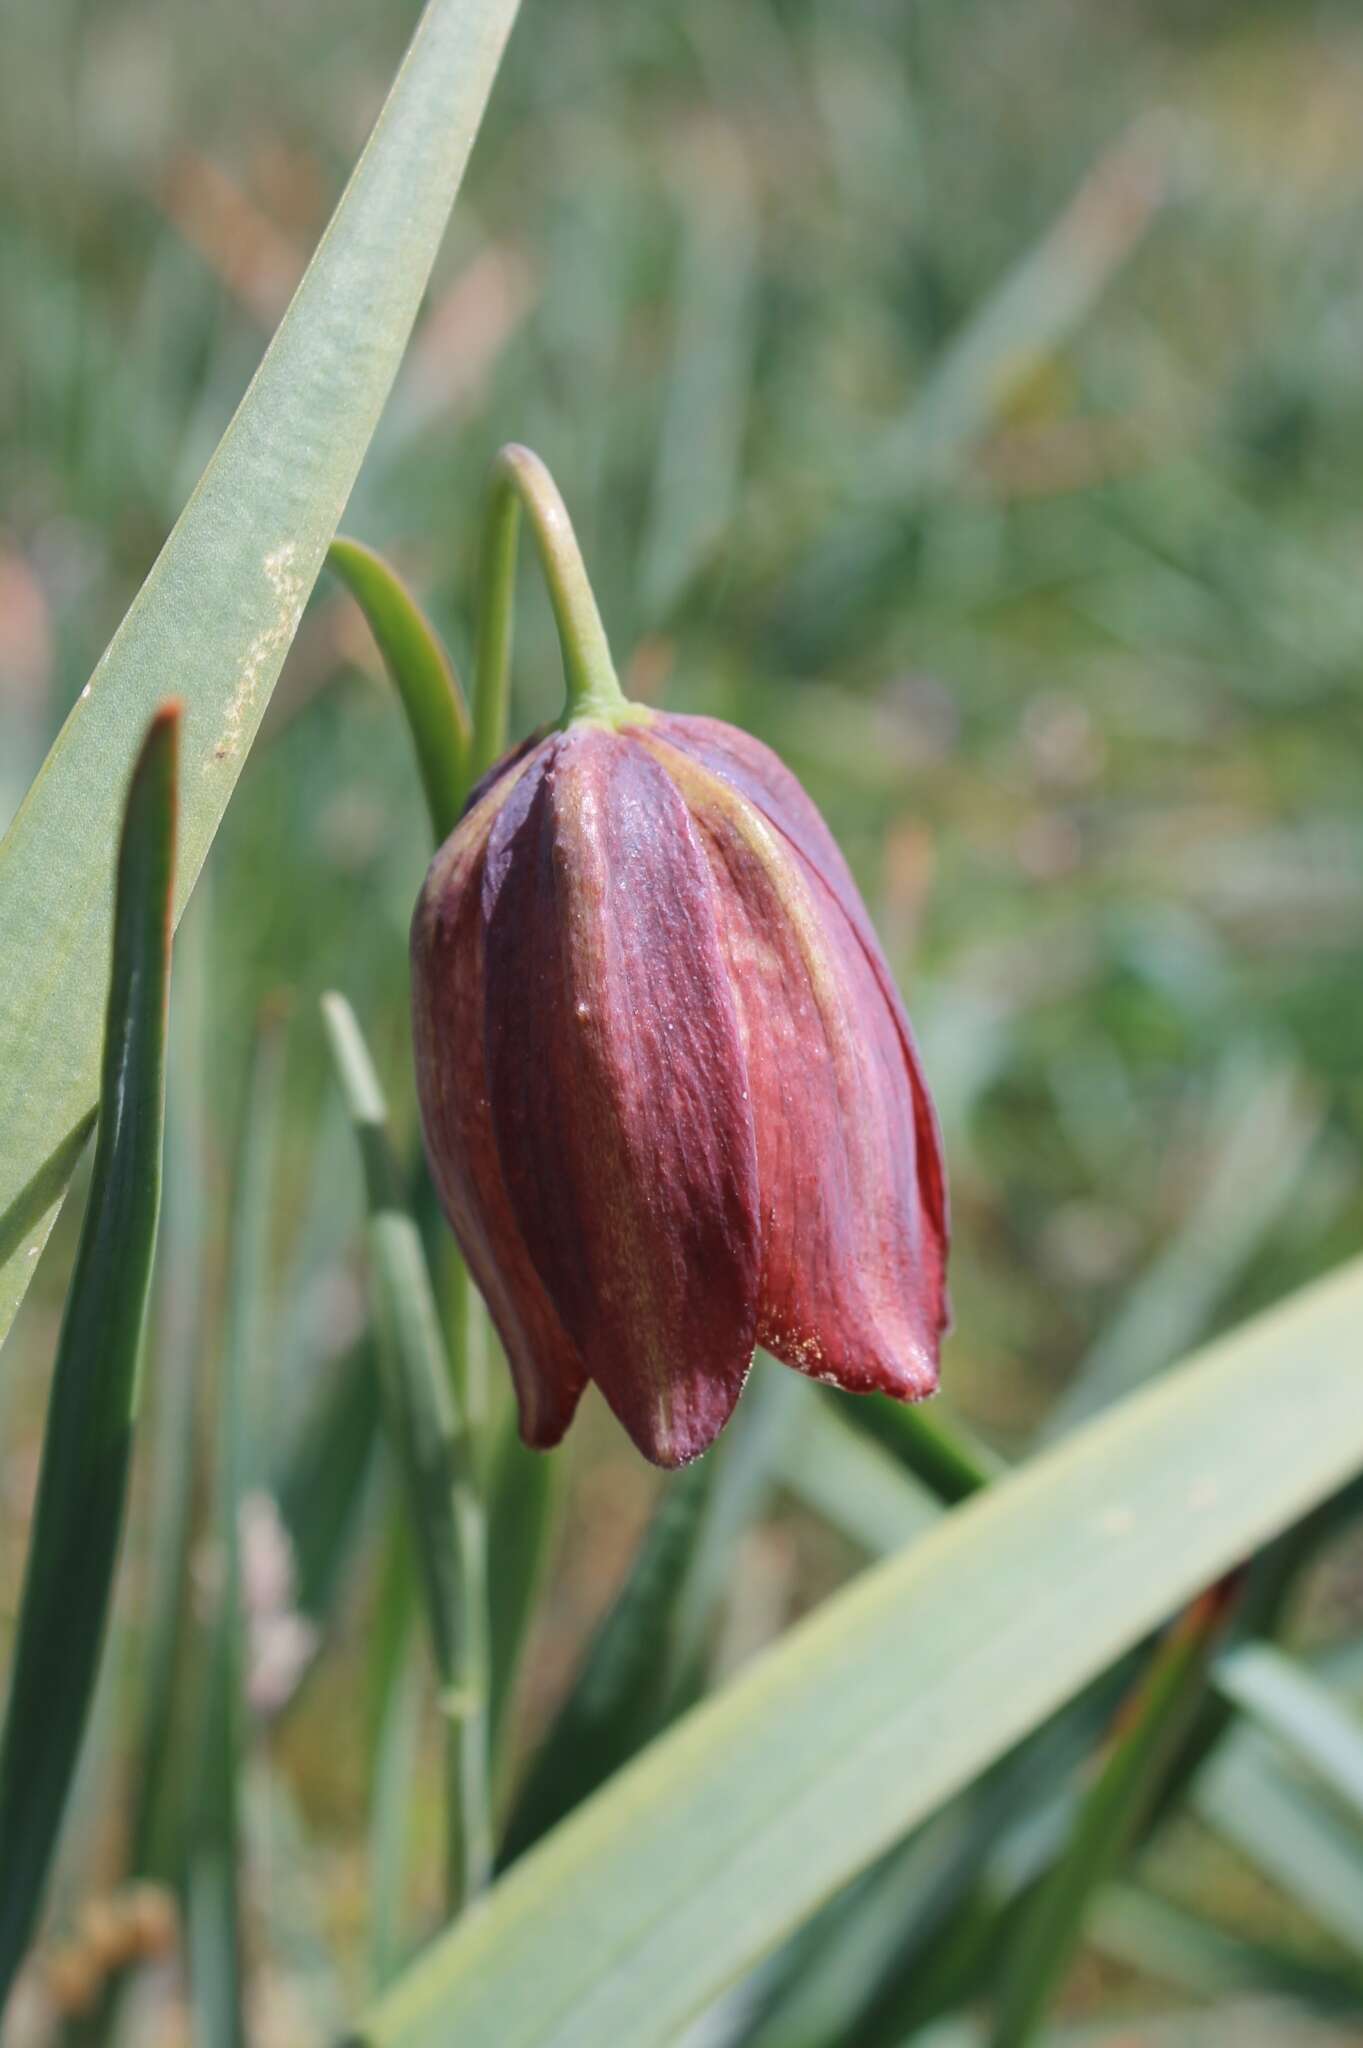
[2,0,1362,2041]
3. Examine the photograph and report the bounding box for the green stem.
[841,1389,1001,1506]
[471,443,629,773]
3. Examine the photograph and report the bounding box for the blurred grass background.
[3,0,1363,2040]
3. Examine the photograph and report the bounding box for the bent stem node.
[471,443,636,775]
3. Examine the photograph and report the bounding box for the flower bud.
[411,710,948,1468]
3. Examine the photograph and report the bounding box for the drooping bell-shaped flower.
[410,451,947,1467]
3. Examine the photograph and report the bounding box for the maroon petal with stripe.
[478,727,762,1466]
[411,747,590,1448]
[636,728,947,1400]
[647,711,948,1307]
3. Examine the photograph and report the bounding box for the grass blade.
[1091,1884,1363,2012]
[667,1357,803,1692]
[129,878,211,1885]
[276,1338,383,1630]
[327,537,471,842]
[1214,1641,1363,1827]
[0,0,522,1350]
[487,1418,560,1757]
[367,1515,422,1992]
[1195,1730,1363,1962]
[188,1008,289,2047]
[638,126,757,618]
[499,1461,717,1868]
[0,705,178,2012]
[352,1254,1363,2048]
[322,991,491,1910]
[839,1391,1001,1505]
[498,1361,797,1858]
[989,1581,1239,2047]
[777,1394,940,1556]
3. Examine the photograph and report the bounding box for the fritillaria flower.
[412,699,948,1468]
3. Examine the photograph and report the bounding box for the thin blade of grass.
[487,1418,561,1758]
[367,1514,422,1992]
[1090,1884,1363,2012]
[1194,1728,1363,1964]
[322,991,491,1910]
[497,1359,800,1863]
[667,1358,804,1694]
[188,1008,289,2048]
[777,1395,940,1556]
[1214,1641,1363,1827]
[498,1461,717,1869]
[638,125,757,619]
[129,876,211,1885]
[989,1581,1240,2048]
[327,538,471,841]
[275,1337,383,1630]
[838,1391,1001,1504]
[0,705,178,2014]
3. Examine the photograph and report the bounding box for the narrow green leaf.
[322,991,491,1909]
[839,1391,1001,1505]
[188,1009,289,2048]
[989,1581,1239,2047]
[1215,1640,1363,1828]
[367,1513,422,1993]
[1139,1475,1363,1842]
[130,877,211,1885]
[1091,1884,1363,2012]
[1195,1729,1363,1962]
[327,537,471,842]
[499,1461,718,1868]
[500,1363,794,1859]
[638,131,757,617]
[778,1394,940,1556]
[667,1357,802,1690]
[487,1418,561,1756]
[276,1337,383,1629]
[352,1255,1363,2048]
[0,705,178,2013]
[0,0,522,1351]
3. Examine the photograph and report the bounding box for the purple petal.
[639,732,946,1402]
[411,743,589,1448]
[481,728,761,1467]
[645,710,948,1294]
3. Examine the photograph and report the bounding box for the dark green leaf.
[327,537,471,842]
[0,705,178,2012]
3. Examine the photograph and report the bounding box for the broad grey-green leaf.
[352,1255,1363,2048]
[0,0,521,1351]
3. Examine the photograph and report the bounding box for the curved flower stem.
[471,443,630,777]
